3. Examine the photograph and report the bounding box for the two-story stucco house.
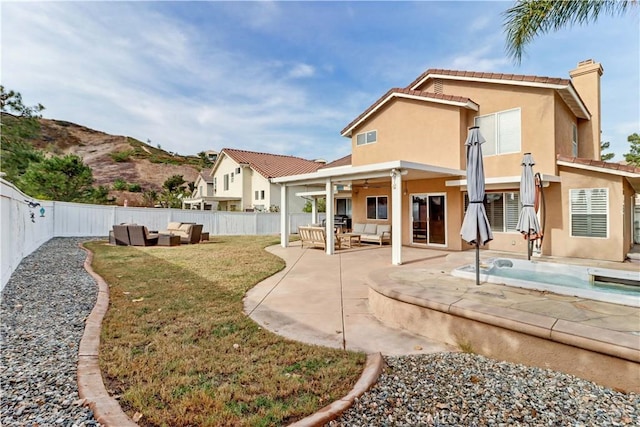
[211,148,326,212]
[275,59,639,264]
[182,169,217,210]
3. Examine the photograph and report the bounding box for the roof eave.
[411,73,590,120]
[341,93,478,138]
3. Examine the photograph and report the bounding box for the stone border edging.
[288,352,385,427]
[77,243,138,427]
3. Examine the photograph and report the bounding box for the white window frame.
[254,190,259,200]
[213,177,217,193]
[356,130,377,146]
[474,108,521,156]
[366,195,388,220]
[260,190,265,200]
[230,172,234,183]
[223,174,229,191]
[236,167,241,174]
[570,188,609,238]
[572,123,578,157]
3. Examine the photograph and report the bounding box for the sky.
[2,1,639,163]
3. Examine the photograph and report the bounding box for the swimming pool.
[452,258,640,307]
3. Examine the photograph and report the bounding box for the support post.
[280,184,289,247]
[311,198,318,225]
[391,169,403,265]
[325,178,335,255]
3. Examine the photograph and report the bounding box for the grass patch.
[87,236,365,426]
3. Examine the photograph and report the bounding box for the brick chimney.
[569,59,604,159]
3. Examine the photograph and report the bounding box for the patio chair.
[127,225,159,246]
[112,225,131,246]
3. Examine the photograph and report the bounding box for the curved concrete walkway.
[244,242,456,355]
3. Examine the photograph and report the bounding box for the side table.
[158,234,180,246]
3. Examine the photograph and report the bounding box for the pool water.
[452,258,640,307]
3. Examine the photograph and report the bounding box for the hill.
[1,113,204,205]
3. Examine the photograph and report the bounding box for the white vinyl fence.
[1,178,317,290]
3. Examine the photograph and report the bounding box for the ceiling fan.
[358,179,385,189]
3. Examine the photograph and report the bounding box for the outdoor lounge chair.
[112,225,131,246]
[127,225,159,246]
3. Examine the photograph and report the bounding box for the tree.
[163,174,186,193]
[624,133,640,167]
[503,1,638,63]
[1,141,44,183]
[600,141,615,161]
[20,154,95,202]
[197,151,213,168]
[302,198,326,213]
[0,86,45,118]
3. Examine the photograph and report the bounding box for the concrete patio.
[244,242,640,391]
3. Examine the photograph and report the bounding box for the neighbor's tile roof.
[407,68,571,90]
[341,88,474,136]
[199,168,214,183]
[320,154,352,169]
[557,155,640,174]
[222,148,324,179]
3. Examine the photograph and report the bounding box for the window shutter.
[498,109,521,154]
[571,189,608,238]
[475,115,496,156]
[505,192,521,232]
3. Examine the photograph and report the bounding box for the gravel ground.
[1,238,100,426]
[331,352,639,426]
[2,239,638,426]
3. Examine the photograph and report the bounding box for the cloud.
[288,63,316,79]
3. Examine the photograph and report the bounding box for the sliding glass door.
[411,194,446,246]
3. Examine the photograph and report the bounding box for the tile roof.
[557,155,640,174]
[341,88,475,136]
[320,154,352,169]
[221,148,324,179]
[199,168,213,183]
[407,68,571,90]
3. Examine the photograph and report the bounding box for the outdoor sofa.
[350,223,391,245]
[160,222,203,244]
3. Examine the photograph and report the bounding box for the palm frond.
[503,0,638,64]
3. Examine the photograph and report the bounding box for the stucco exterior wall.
[554,92,579,160]
[553,167,627,261]
[350,99,463,169]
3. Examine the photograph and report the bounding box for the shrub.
[127,183,142,192]
[110,150,134,162]
[112,178,127,191]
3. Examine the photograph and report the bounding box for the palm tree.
[503,0,638,64]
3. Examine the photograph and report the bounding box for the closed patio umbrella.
[516,153,541,260]
[461,126,493,285]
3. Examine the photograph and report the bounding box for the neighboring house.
[210,148,326,212]
[182,169,217,210]
[275,59,640,264]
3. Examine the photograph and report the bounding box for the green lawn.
[86,236,365,426]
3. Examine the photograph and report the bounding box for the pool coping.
[369,272,640,364]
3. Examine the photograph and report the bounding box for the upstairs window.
[223,174,229,191]
[356,130,377,146]
[230,172,234,183]
[366,196,388,220]
[475,108,521,156]
[572,123,578,157]
[254,190,259,200]
[236,167,241,174]
[260,190,265,200]
[213,177,217,193]
[570,188,608,238]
